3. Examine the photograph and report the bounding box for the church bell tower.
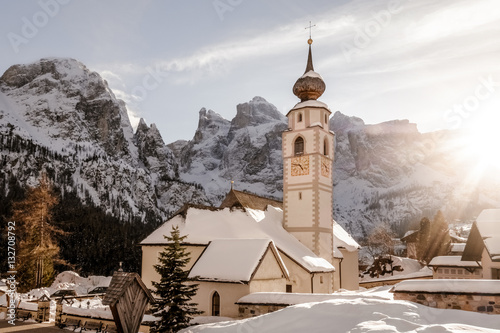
[282,37,335,264]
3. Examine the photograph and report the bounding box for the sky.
[1,0,499,144]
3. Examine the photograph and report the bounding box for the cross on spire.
[305,21,316,41]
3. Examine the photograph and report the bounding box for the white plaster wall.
[192,282,250,318]
[311,272,333,293]
[253,249,286,280]
[279,251,312,293]
[482,248,500,279]
[141,245,205,289]
[339,248,360,290]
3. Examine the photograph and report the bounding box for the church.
[140,37,360,318]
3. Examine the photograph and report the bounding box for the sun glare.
[462,116,500,172]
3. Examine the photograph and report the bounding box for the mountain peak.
[231,97,285,131]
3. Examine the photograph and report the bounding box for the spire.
[305,38,314,73]
[292,37,326,102]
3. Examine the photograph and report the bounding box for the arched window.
[294,137,304,155]
[298,113,303,122]
[212,291,220,316]
[323,138,328,156]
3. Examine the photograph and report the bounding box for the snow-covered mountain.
[0,58,209,223]
[169,96,287,204]
[1,58,499,237]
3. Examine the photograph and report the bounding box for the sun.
[460,113,500,172]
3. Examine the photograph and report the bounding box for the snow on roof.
[300,70,323,79]
[290,100,330,111]
[450,243,466,253]
[475,209,500,256]
[428,256,480,267]
[333,221,360,258]
[309,122,323,128]
[237,292,344,306]
[141,206,335,273]
[188,239,286,283]
[402,230,417,238]
[392,279,500,294]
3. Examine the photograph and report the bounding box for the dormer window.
[294,137,304,155]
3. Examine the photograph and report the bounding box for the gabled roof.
[102,272,154,307]
[462,209,500,262]
[188,239,289,283]
[219,189,283,211]
[401,230,419,243]
[141,206,334,273]
[428,256,480,268]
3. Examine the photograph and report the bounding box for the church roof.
[188,239,289,283]
[333,220,360,258]
[141,206,335,273]
[219,189,283,211]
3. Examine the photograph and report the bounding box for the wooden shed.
[103,272,155,333]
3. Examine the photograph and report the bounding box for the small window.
[294,137,304,155]
[320,276,323,284]
[212,291,220,316]
[325,114,328,123]
[298,113,303,122]
[299,192,302,200]
[286,285,292,293]
[450,269,456,275]
[444,269,449,274]
[323,138,328,156]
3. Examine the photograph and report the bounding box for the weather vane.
[305,21,316,44]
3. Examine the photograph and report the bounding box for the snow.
[309,121,323,128]
[188,239,285,283]
[333,220,360,258]
[237,290,389,305]
[450,243,466,253]
[180,289,500,333]
[428,255,481,267]
[23,271,112,299]
[360,256,432,282]
[141,206,335,273]
[63,297,113,320]
[476,209,500,256]
[290,100,329,111]
[300,70,323,79]
[392,279,500,294]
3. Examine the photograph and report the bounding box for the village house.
[462,209,500,280]
[428,256,482,279]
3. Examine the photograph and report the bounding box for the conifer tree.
[150,226,201,333]
[11,174,65,291]
[416,211,450,264]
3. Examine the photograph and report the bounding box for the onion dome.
[292,39,326,101]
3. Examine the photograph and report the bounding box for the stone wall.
[394,291,500,314]
[238,304,287,318]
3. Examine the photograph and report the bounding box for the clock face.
[321,155,331,178]
[291,155,310,176]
